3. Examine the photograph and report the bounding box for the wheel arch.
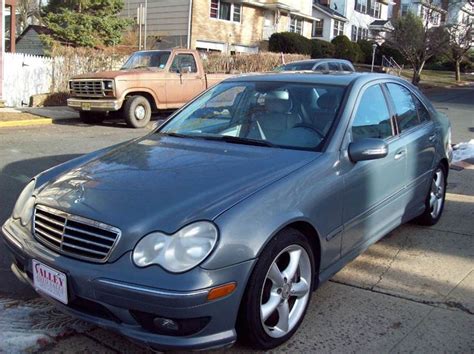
[439,157,449,178]
[123,90,159,111]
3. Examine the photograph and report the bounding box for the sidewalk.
[0,106,79,128]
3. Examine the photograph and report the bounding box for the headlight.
[12,180,36,226]
[133,221,218,273]
[104,80,114,90]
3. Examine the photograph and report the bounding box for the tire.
[123,95,152,128]
[79,111,105,124]
[237,228,315,350]
[415,163,447,226]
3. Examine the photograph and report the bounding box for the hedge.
[331,35,362,63]
[311,39,335,59]
[268,32,312,55]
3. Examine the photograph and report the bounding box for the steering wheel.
[292,123,325,140]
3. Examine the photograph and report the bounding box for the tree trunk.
[455,59,461,82]
[411,61,426,86]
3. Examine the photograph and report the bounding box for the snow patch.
[452,139,474,163]
[0,298,92,353]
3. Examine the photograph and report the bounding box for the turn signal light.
[207,282,237,301]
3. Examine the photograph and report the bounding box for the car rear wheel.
[79,111,105,124]
[238,229,314,349]
[124,95,152,128]
[415,163,447,226]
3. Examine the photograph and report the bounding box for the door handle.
[394,149,406,160]
[428,134,436,142]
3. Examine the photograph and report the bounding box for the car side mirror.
[348,138,388,162]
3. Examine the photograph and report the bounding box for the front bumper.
[67,98,122,112]
[1,218,255,351]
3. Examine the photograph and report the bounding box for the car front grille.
[70,80,110,97]
[33,205,121,263]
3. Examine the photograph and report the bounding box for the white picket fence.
[4,53,54,107]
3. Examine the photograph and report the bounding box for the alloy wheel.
[260,245,311,338]
[430,167,445,219]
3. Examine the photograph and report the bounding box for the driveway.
[0,86,473,352]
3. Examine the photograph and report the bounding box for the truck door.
[167,54,206,105]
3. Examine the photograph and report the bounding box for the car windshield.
[276,62,316,71]
[158,81,346,151]
[121,51,171,70]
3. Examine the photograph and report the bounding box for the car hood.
[71,69,163,80]
[35,135,320,259]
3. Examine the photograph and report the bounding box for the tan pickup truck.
[67,49,232,128]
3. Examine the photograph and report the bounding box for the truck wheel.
[123,95,152,128]
[79,111,105,124]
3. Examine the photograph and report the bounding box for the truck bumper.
[67,98,122,112]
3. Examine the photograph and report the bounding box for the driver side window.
[352,85,393,141]
[170,54,197,73]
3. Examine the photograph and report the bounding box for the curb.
[0,118,53,128]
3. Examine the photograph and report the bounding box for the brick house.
[121,0,319,53]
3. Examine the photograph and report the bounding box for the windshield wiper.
[158,132,189,138]
[200,135,275,147]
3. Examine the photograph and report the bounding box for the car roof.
[225,72,396,87]
[282,58,353,65]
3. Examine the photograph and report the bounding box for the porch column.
[6,0,14,52]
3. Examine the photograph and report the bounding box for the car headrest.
[317,93,339,111]
[265,91,291,113]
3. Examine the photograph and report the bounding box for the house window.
[401,4,409,16]
[374,2,381,18]
[312,19,324,37]
[289,16,303,34]
[357,27,362,40]
[333,20,344,37]
[355,0,367,13]
[210,0,242,23]
[351,25,357,41]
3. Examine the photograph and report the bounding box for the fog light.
[153,317,179,332]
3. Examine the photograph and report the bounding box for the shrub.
[357,39,375,64]
[331,35,361,62]
[376,44,406,66]
[269,32,312,55]
[311,39,335,59]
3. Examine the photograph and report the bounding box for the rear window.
[279,62,315,71]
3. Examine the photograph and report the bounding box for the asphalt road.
[0,86,472,352]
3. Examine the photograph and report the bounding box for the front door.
[340,84,407,254]
[167,54,205,106]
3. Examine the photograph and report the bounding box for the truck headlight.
[12,180,36,226]
[104,80,114,90]
[132,222,218,273]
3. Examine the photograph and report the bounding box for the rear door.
[385,83,436,211]
[341,84,408,254]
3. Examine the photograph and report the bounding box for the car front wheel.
[123,95,152,128]
[238,229,314,349]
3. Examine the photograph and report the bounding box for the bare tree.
[388,7,449,85]
[17,0,41,33]
[446,22,472,82]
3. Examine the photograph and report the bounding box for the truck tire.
[123,95,152,128]
[79,111,105,124]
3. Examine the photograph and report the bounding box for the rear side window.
[342,63,353,72]
[315,63,328,71]
[328,62,340,71]
[352,85,393,140]
[387,83,419,132]
[414,95,431,122]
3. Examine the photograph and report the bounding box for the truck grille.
[33,205,121,263]
[69,80,113,97]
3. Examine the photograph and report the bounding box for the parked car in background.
[67,49,233,128]
[276,59,355,73]
[3,72,452,351]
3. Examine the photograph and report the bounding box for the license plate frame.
[32,260,68,304]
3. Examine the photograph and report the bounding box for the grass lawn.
[400,69,474,88]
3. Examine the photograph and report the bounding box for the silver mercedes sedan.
[2,73,452,350]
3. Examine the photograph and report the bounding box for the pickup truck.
[67,49,232,128]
